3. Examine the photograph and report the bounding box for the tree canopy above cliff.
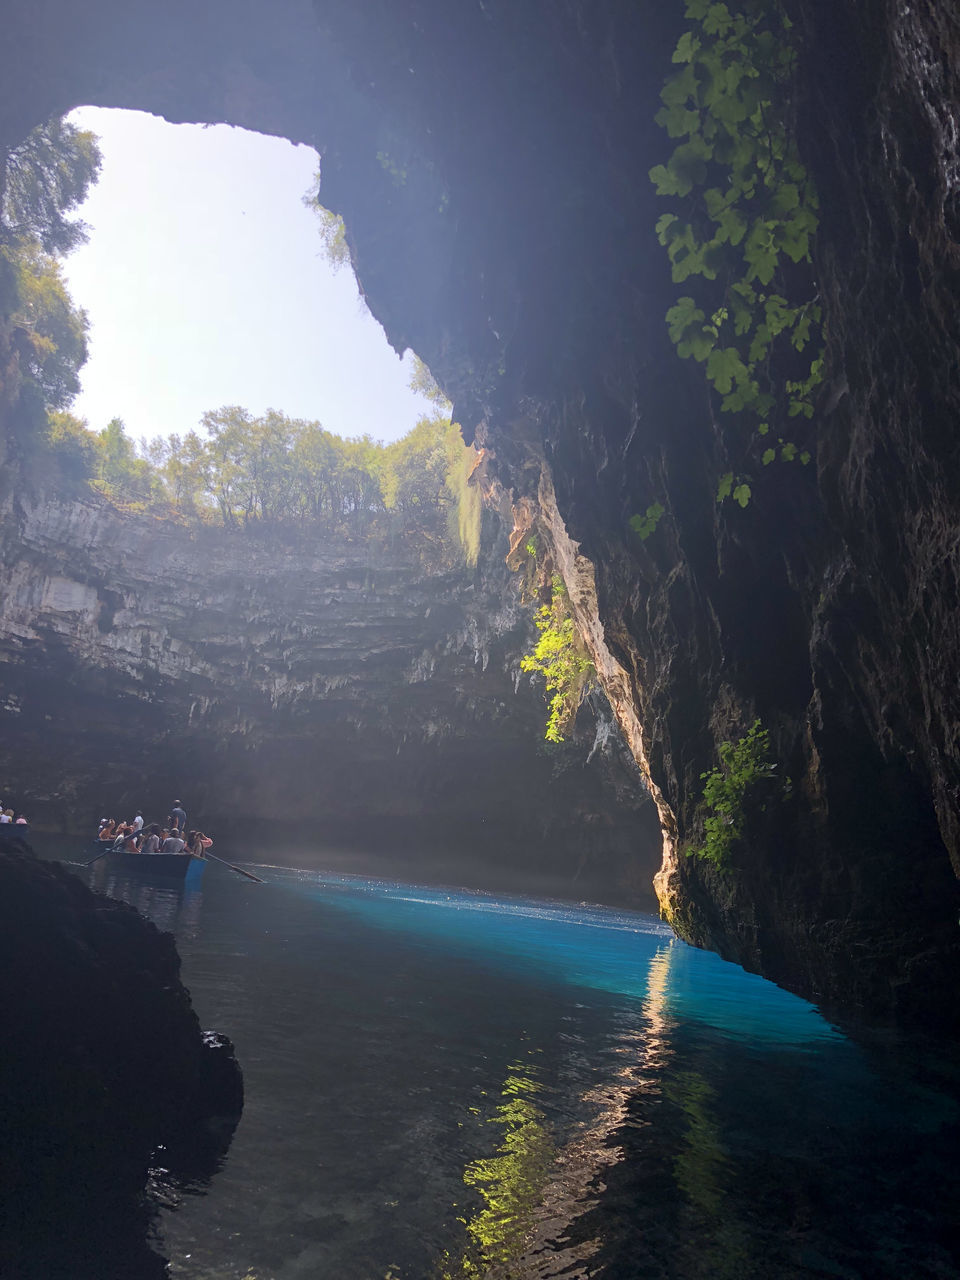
[0,117,480,567]
[48,405,482,566]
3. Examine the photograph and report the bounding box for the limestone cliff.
[2,0,959,1020]
[0,485,657,899]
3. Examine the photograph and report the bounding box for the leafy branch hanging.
[651,0,824,505]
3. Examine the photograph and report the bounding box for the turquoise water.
[72,860,960,1278]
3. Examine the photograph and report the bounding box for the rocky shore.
[0,837,243,1278]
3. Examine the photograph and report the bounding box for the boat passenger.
[120,830,140,852]
[168,801,187,832]
[161,832,186,853]
[185,830,213,858]
[141,824,161,854]
[0,809,13,824]
[132,812,144,832]
[98,820,116,842]
[14,814,28,825]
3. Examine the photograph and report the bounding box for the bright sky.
[62,107,428,446]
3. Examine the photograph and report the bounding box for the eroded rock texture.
[0,488,657,900]
[2,0,959,1019]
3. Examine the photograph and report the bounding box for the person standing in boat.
[168,801,186,833]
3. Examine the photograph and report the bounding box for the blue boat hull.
[98,850,205,883]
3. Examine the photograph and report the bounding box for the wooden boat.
[97,849,206,884]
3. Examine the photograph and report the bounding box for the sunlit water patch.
[57,857,960,1279]
[285,871,841,1046]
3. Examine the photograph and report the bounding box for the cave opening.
[60,105,432,454]
[1,96,660,900]
[6,6,960,1278]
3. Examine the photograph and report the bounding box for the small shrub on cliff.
[520,576,594,743]
[690,719,786,866]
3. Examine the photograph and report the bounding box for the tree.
[302,174,351,272]
[1,117,101,446]
[8,244,88,409]
[409,355,452,411]
[1,117,101,255]
[96,417,155,499]
[45,409,99,481]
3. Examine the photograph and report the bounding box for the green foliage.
[409,354,452,411]
[2,117,101,256]
[0,116,101,434]
[6,243,89,409]
[302,177,350,271]
[45,409,99,481]
[520,576,594,743]
[95,417,158,500]
[444,435,483,566]
[690,719,784,866]
[44,401,481,561]
[652,1,823,504]
[629,501,666,541]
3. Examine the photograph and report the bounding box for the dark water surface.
[71,858,960,1279]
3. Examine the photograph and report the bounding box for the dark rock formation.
[0,837,243,1278]
[0,488,659,903]
[1,0,958,1020]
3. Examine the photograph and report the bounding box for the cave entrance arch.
[2,1,474,410]
[2,1,671,901]
[60,106,429,447]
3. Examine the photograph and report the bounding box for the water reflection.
[432,943,676,1277]
[7,861,239,1280]
[441,1056,555,1277]
[57,863,960,1279]
[88,862,204,939]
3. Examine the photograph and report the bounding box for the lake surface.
[72,858,960,1278]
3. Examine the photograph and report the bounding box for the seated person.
[120,830,140,852]
[161,831,186,853]
[140,824,161,854]
[98,820,116,842]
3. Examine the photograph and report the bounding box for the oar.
[204,852,265,883]
[85,846,113,866]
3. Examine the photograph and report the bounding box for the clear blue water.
[74,859,960,1278]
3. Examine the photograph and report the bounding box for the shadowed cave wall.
[2,0,960,1021]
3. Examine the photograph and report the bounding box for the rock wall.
[2,0,959,1019]
[0,487,658,900]
[0,838,242,1278]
